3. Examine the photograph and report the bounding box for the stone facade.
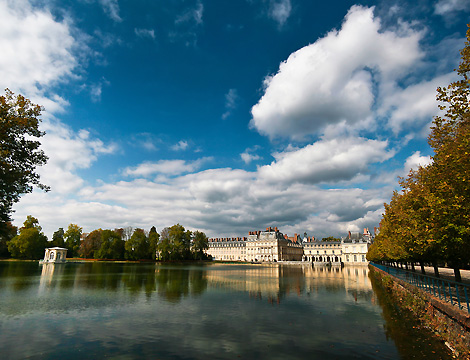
[341,229,372,265]
[207,237,247,261]
[205,227,373,265]
[303,241,342,263]
[42,247,68,263]
[207,227,303,262]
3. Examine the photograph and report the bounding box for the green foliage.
[125,228,150,260]
[0,89,49,227]
[148,226,160,260]
[192,231,209,260]
[79,229,102,258]
[64,224,82,258]
[0,222,17,258]
[321,236,340,242]
[156,225,209,261]
[51,228,65,248]
[96,230,124,259]
[7,216,47,259]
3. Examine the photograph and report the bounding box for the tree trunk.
[411,262,415,272]
[420,262,426,274]
[433,263,440,278]
[453,267,462,283]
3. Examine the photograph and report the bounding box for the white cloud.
[258,137,393,185]
[9,2,445,242]
[240,145,261,164]
[403,151,432,173]
[135,28,156,39]
[250,5,424,139]
[171,1,204,46]
[172,140,189,151]
[0,1,78,105]
[99,0,122,22]
[38,121,117,194]
[435,0,470,14]
[269,0,292,27]
[379,72,457,134]
[175,1,203,25]
[222,88,238,120]
[123,158,210,177]
[241,152,261,164]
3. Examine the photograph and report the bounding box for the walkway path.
[422,266,470,285]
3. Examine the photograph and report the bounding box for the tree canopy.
[368,24,470,281]
[7,216,47,259]
[0,89,49,230]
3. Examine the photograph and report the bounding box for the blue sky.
[2,0,470,239]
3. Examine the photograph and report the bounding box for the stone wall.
[370,265,470,359]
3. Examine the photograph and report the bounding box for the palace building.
[206,226,373,265]
[207,227,303,262]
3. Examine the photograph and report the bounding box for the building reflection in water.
[38,263,66,294]
[34,262,372,306]
[204,264,372,305]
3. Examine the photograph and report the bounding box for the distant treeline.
[0,216,209,261]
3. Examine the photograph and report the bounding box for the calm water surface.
[0,262,451,359]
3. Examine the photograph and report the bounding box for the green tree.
[0,221,17,258]
[51,227,65,248]
[192,231,208,260]
[425,25,470,281]
[370,24,470,281]
[125,228,149,260]
[0,89,49,231]
[148,226,160,260]
[168,224,192,259]
[321,236,340,242]
[96,229,125,260]
[7,216,47,259]
[64,224,82,258]
[79,229,102,258]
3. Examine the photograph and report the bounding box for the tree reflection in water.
[368,269,452,359]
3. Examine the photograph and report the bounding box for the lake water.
[0,261,452,359]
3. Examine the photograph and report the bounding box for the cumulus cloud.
[403,151,432,173]
[258,137,393,185]
[379,72,456,134]
[123,158,210,177]
[0,1,78,106]
[172,140,189,151]
[241,152,261,164]
[250,5,424,139]
[269,0,292,27]
[37,122,117,194]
